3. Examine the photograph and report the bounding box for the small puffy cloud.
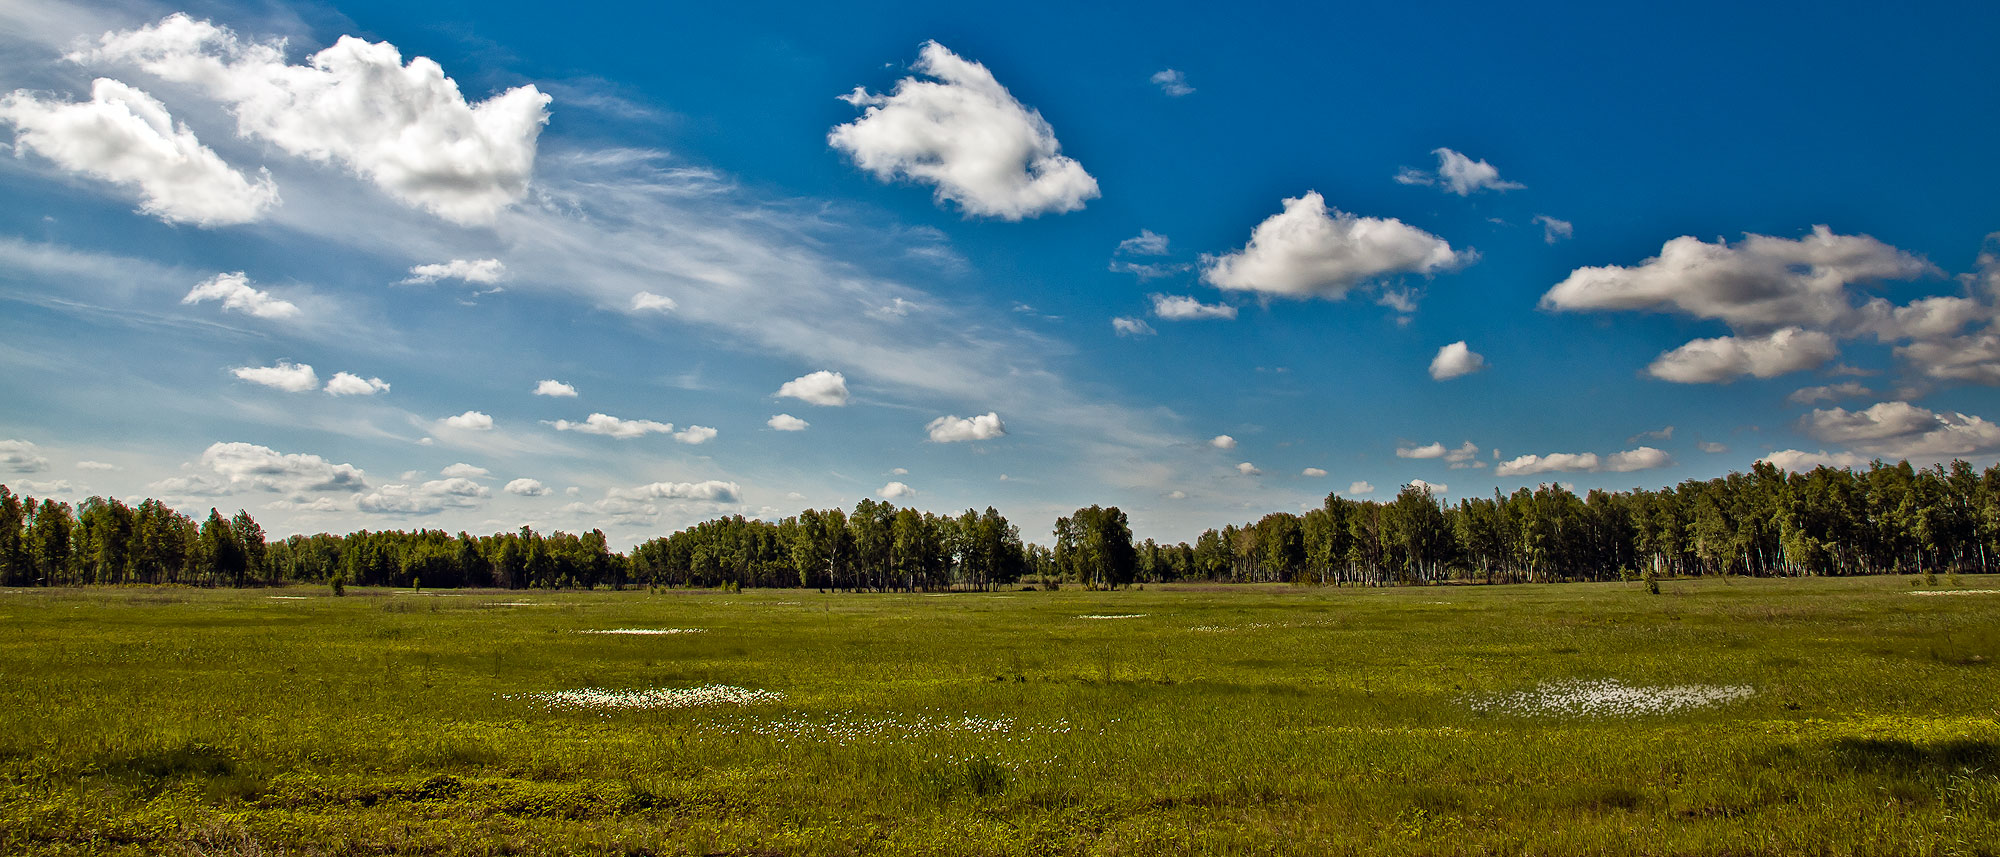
[1118,230,1171,256]
[1398,441,1480,464]
[357,477,490,515]
[891,467,909,475]
[1760,449,1869,473]
[76,460,119,471]
[323,371,389,396]
[0,78,278,226]
[1395,148,1524,196]
[232,360,318,392]
[1111,317,1156,336]
[442,410,494,431]
[1302,467,1327,477]
[1149,69,1193,97]
[879,481,916,499]
[1496,446,1673,477]
[673,425,718,445]
[632,291,678,312]
[79,14,550,224]
[1236,462,1261,476]
[927,412,1006,442]
[830,41,1098,220]
[1896,332,2000,385]
[1210,435,1236,450]
[1541,226,1934,329]
[1377,289,1419,316]
[1801,401,2000,460]
[182,272,299,319]
[504,477,548,496]
[403,258,505,285]
[439,462,488,479]
[767,413,809,431]
[533,379,577,397]
[17,479,75,495]
[1151,294,1237,321]
[1166,489,1187,500]
[776,370,850,406]
[1533,215,1574,244]
[1429,341,1487,381]
[1347,480,1375,495]
[1,440,51,473]
[547,413,670,438]
[1202,192,1466,299]
[1697,441,1729,454]
[1407,479,1446,495]
[1789,381,1873,405]
[1646,327,1839,383]
[609,480,742,503]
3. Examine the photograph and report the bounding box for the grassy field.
[1,577,1997,856]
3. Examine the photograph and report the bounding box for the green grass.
[1,576,1997,855]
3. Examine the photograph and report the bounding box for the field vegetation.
[2,577,1996,855]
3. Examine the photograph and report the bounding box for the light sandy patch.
[1077,614,1148,620]
[266,596,307,600]
[1910,589,2000,596]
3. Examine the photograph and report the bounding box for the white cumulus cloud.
[1347,481,1375,495]
[1202,191,1465,299]
[357,477,489,515]
[1111,316,1156,336]
[78,14,550,224]
[830,41,1098,220]
[232,360,318,392]
[439,462,488,479]
[0,78,277,225]
[323,371,388,396]
[609,480,742,503]
[1118,230,1171,256]
[1801,402,2000,461]
[632,291,677,312]
[1210,435,1237,450]
[182,272,299,319]
[533,379,577,397]
[1150,294,1237,320]
[1496,446,1673,477]
[1,440,51,474]
[1534,215,1573,244]
[767,413,809,431]
[1149,69,1193,97]
[1759,449,1870,473]
[1395,147,1524,196]
[1788,382,1873,405]
[879,481,916,499]
[504,477,548,496]
[927,412,1006,442]
[1236,462,1261,476]
[1646,327,1839,383]
[1407,479,1447,495]
[1429,341,1487,380]
[547,413,671,439]
[403,258,505,284]
[177,441,366,496]
[442,410,494,431]
[1302,467,1327,477]
[673,425,717,445]
[776,370,850,406]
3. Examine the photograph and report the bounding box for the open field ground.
[2,577,1998,855]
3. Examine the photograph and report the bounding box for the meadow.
[1,577,1996,856]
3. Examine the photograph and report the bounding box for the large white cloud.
[402,258,505,284]
[926,412,1006,442]
[776,370,850,406]
[166,441,366,496]
[231,360,318,392]
[1429,341,1487,381]
[1496,446,1672,477]
[1394,147,1523,196]
[1541,226,1934,329]
[1801,402,2000,460]
[77,14,550,224]
[1645,327,1839,383]
[547,413,673,439]
[1854,296,1985,343]
[829,41,1097,220]
[0,77,277,225]
[0,440,50,474]
[1150,294,1237,320]
[182,272,298,319]
[1201,191,1465,299]
[1759,449,1870,473]
[1896,331,2000,385]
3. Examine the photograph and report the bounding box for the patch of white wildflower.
[1076,614,1148,620]
[1910,590,2000,597]
[578,628,705,635]
[1470,679,1754,717]
[507,684,784,712]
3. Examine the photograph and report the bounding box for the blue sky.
[3,0,1998,547]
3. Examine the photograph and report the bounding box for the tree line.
[3,457,1996,590]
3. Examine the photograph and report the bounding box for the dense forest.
[2,458,1997,590]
